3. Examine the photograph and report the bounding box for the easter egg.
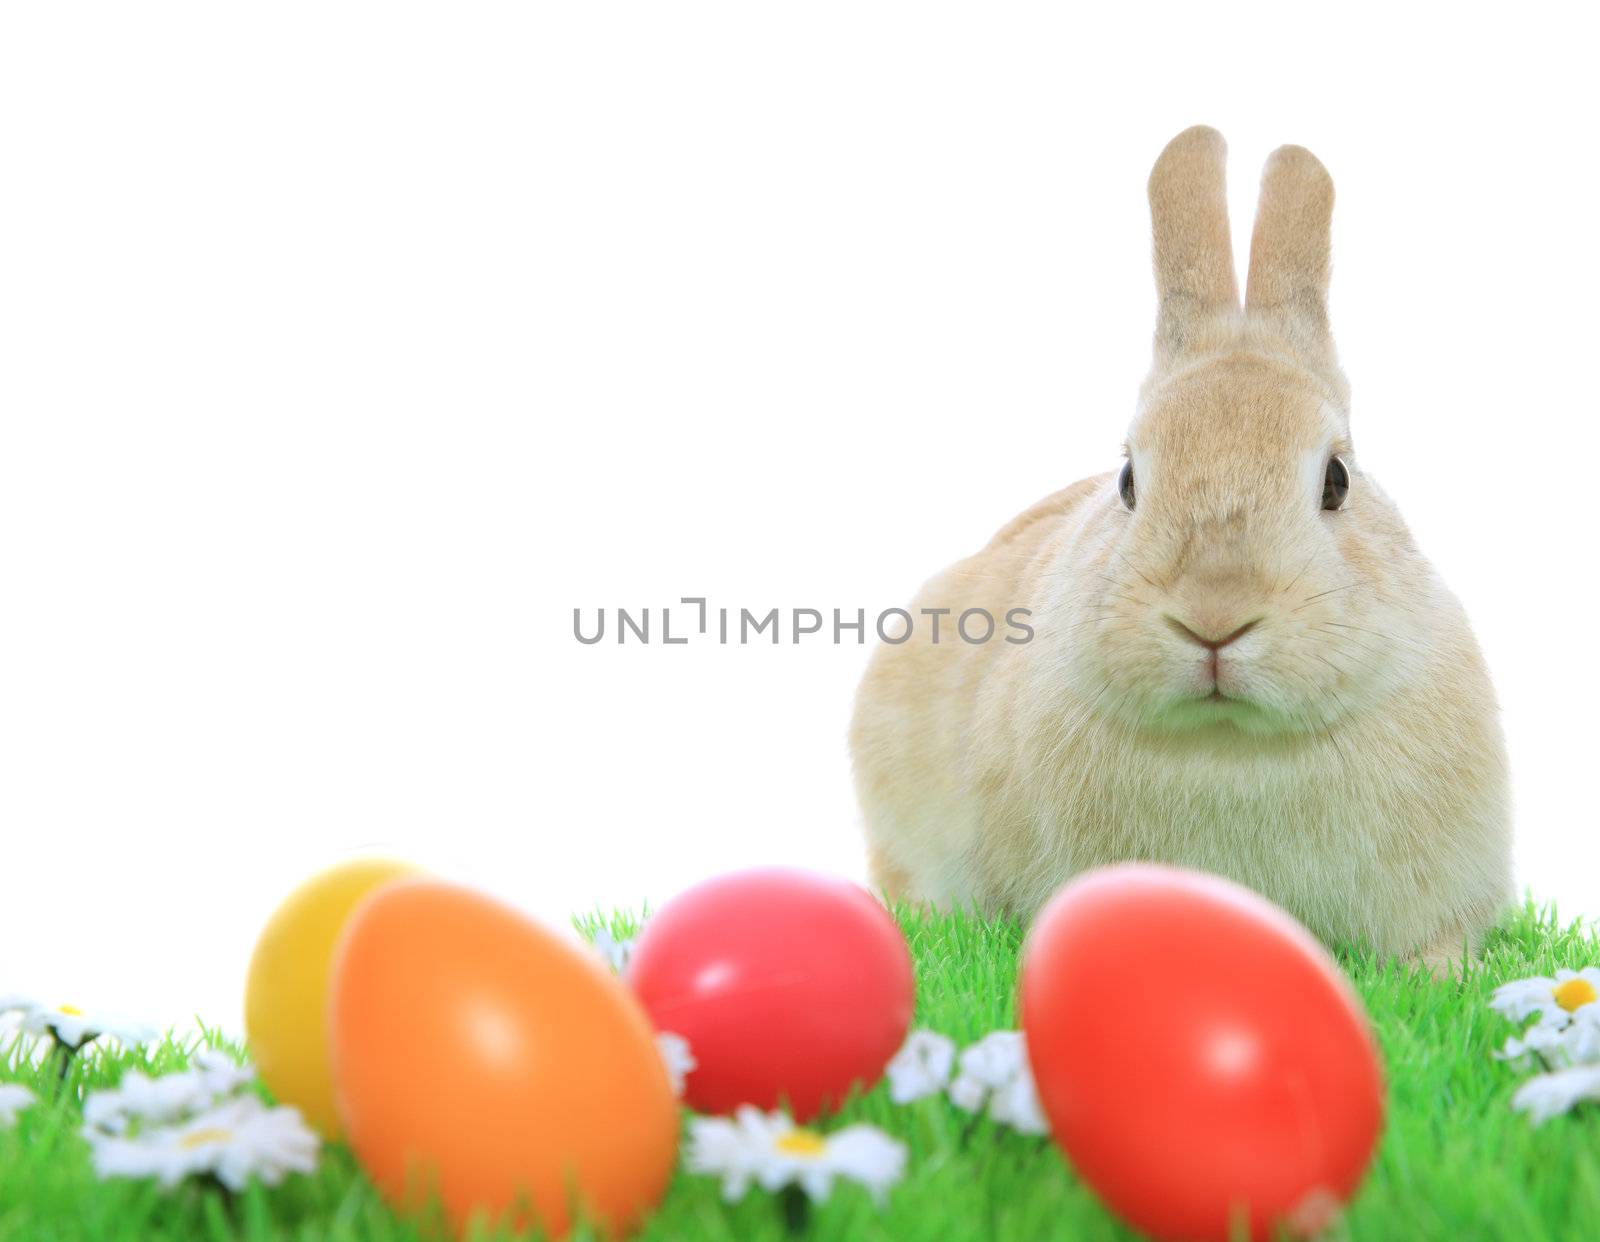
[626,867,914,1121]
[1019,864,1384,1242]
[244,857,419,1136]
[329,880,677,1239]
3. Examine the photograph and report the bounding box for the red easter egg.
[1020,864,1384,1242]
[626,867,914,1121]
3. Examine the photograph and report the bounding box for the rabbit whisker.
[1314,652,1352,683]
[1277,551,1318,598]
[1289,581,1367,612]
[1316,640,1383,676]
[1317,620,1431,655]
[1107,546,1164,593]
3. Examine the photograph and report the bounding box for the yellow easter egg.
[245,858,419,1136]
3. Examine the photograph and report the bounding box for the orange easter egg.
[329,880,678,1238]
[244,857,420,1136]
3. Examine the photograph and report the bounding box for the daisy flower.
[1491,967,1600,1068]
[884,1030,956,1104]
[947,1031,1050,1136]
[591,928,635,974]
[655,1032,695,1098]
[1509,1064,1600,1126]
[685,1106,906,1204]
[0,1083,35,1128]
[0,994,33,1039]
[1490,967,1600,1029]
[83,1050,255,1135]
[85,1094,319,1190]
[4,998,157,1052]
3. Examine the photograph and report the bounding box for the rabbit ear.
[1245,144,1335,360]
[1148,126,1239,368]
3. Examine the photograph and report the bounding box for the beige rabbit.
[850,127,1510,967]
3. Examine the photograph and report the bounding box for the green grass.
[3,901,1597,1241]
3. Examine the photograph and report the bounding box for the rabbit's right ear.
[1148,126,1239,370]
[1245,143,1336,375]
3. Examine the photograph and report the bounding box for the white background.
[2,5,1595,1034]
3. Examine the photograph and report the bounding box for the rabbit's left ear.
[1245,144,1336,364]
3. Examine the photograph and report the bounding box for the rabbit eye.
[1322,455,1350,511]
[1117,460,1136,510]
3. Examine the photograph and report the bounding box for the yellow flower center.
[57,1005,83,1016]
[774,1129,828,1158]
[1553,978,1598,1012]
[180,1127,234,1150]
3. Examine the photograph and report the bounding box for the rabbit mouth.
[1190,685,1256,711]
[1147,685,1282,735]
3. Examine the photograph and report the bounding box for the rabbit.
[850,126,1510,969]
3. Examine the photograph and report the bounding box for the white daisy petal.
[1562,1010,1600,1065]
[86,1127,199,1187]
[654,1032,695,1098]
[684,1112,758,1201]
[0,1084,36,1128]
[208,1100,321,1190]
[947,1073,987,1113]
[987,1071,1051,1136]
[1510,1064,1600,1125]
[885,1030,956,1104]
[959,1031,1027,1088]
[742,1106,792,1146]
[821,1125,908,1203]
[797,1164,835,1202]
[1489,975,1561,1024]
[591,928,636,974]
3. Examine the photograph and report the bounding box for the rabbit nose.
[1164,615,1262,650]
